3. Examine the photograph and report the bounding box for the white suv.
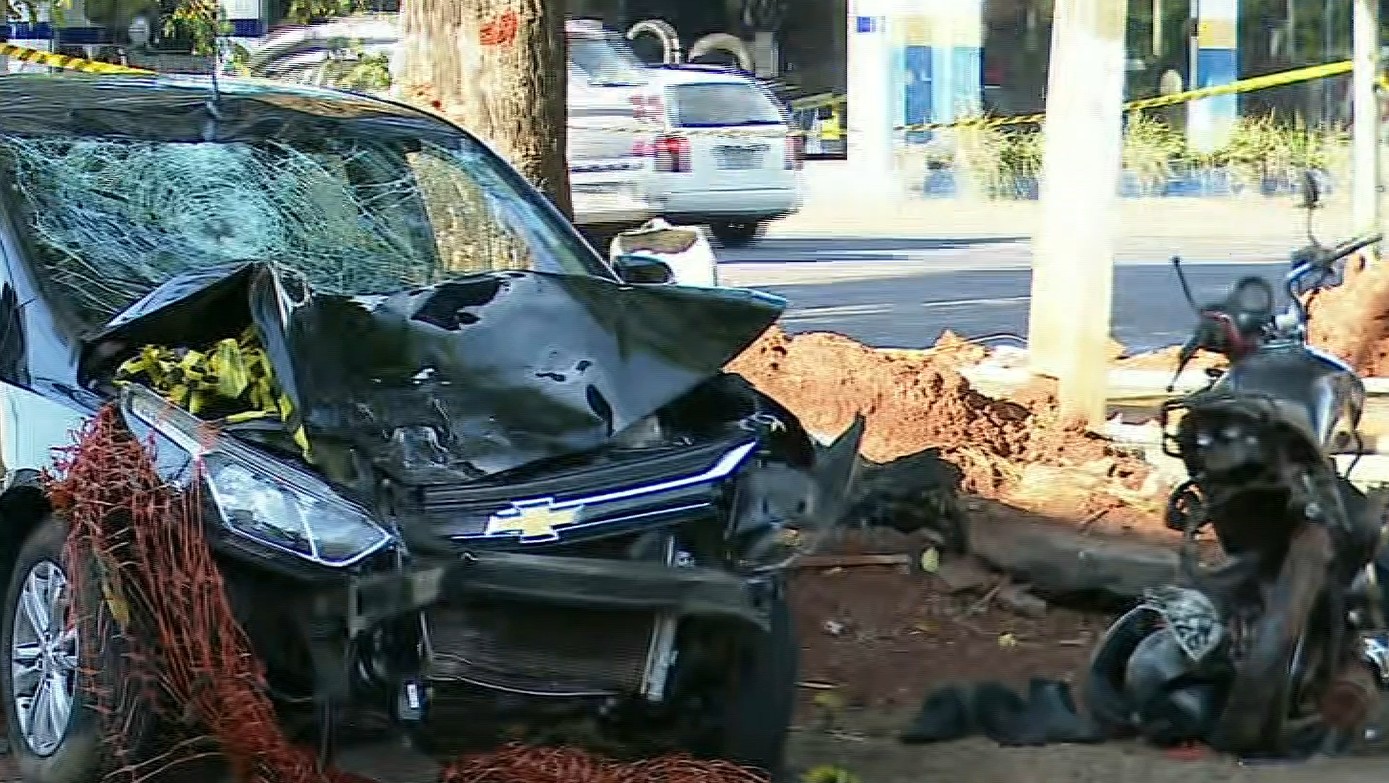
[637,66,804,248]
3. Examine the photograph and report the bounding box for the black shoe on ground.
[1023,678,1106,744]
[974,681,1047,747]
[900,684,975,744]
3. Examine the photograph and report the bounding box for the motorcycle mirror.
[1299,169,1322,211]
[1171,255,1200,312]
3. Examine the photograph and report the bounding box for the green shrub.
[1122,112,1186,193]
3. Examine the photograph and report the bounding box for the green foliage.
[317,46,391,92]
[161,0,222,56]
[947,110,1351,200]
[998,127,1043,185]
[1219,114,1289,187]
[950,117,1009,200]
[1121,112,1186,193]
[282,0,365,25]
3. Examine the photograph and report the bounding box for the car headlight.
[121,384,392,568]
[203,453,392,567]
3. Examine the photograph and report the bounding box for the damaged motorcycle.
[0,74,862,782]
[1087,172,1389,758]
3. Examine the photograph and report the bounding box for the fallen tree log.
[967,499,1180,602]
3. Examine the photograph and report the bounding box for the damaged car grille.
[424,598,657,696]
[424,530,683,697]
[405,436,756,545]
[411,437,754,697]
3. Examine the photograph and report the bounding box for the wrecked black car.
[0,74,861,782]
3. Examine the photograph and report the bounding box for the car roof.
[0,72,456,142]
[643,66,761,87]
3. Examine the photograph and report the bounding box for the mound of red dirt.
[727,327,1152,501]
[1304,250,1389,376]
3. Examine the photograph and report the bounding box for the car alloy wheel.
[10,560,79,757]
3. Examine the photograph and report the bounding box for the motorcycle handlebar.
[1285,233,1382,297]
[1330,233,1383,264]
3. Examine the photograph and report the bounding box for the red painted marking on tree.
[480,10,520,47]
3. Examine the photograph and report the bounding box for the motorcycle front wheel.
[1209,522,1334,756]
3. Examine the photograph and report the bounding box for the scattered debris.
[823,619,847,637]
[919,547,941,574]
[961,578,1011,618]
[997,584,1049,619]
[795,553,915,569]
[801,764,863,783]
[932,555,996,594]
[834,448,969,552]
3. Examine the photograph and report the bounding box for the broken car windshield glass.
[0,131,609,326]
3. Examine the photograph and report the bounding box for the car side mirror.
[612,253,675,285]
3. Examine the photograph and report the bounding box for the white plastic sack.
[609,218,719,288]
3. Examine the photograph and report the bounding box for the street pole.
[1027,0,1128,428]
[1352,0,1380,239]
[1188,0,1200,94]
[1324,0,1335,123]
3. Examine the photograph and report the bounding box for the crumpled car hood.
[83,262,784,484]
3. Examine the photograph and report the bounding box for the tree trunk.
[397,0,572,218]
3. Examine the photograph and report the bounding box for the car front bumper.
[342,549,770,638]
[646,187,802,222]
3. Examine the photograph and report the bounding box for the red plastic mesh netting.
[42,405,771,783]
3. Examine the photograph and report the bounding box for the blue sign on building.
[855,16,878,34]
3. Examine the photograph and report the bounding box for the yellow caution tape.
[115,327,312,461]
[905,59,1362,131]
[790,59,1380,133]
[1,40,1376,140]
[0,42,151,75]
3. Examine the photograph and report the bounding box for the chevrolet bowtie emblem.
[483,498,582,542]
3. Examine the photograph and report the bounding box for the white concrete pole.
[1027,0,1128,428]
[845,0,894,192]
[1352,0,1381,238]
[1187,0,1239,154]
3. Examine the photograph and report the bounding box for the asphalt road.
[717,236,1299,354]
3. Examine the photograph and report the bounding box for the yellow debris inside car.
[114,327,311,459]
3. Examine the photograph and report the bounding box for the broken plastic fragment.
[920,547,940,573]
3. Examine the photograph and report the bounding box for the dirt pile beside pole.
[726,327,1155,508]
[1304,250,1389,376]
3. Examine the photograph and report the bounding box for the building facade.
[5,0,1381,137]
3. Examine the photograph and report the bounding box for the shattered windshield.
[0,130,611,327]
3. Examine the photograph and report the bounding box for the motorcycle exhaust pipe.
[1320,658,1382,730]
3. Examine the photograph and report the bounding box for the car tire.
[708,221,765,249]
[714,588,797,780]
[0,516,155,783]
